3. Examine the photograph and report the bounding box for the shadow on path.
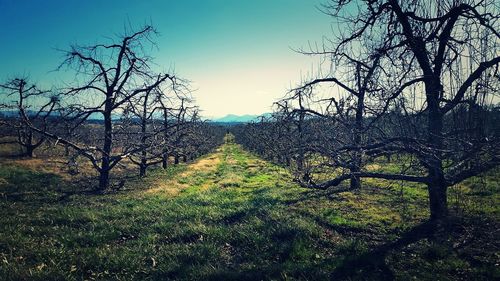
[330,221,434,280]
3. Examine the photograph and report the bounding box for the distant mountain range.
[211,114,270,123]
[1,110,271,124]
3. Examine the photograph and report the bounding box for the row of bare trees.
[0,25,225,191]
[233,0,500,223]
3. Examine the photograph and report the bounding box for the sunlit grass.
[0,142,498,280]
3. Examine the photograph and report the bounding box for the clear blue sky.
[0,0,333,118]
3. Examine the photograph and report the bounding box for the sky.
[0,0,334,118]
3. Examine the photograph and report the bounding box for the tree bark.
[428,173,448,221]
[162,109,169,169]
[297,95,305,173]
[98,100,113,190]
[425,82,448,221]
[98,166,110,191]
[139,94,148,177]
[162,153,168,169]
[20,131,36,157]
[25,144,35,158]
[139,163,147,177]
[350,66,365,190]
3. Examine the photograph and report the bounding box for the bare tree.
[234,0,500,223]
[283,53,383,190]
[0,78,57,157]
[302,0,500,221]
[121,86,164,177]
[17,26,177,190]
[122,82,196,176]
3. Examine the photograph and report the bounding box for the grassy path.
[0,142,498,280]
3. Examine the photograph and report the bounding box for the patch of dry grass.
[146,151,223,195]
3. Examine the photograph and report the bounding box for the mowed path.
[4,142,492,280]
[118,142,411,279]
[144,150,222,196]
[143,142,289,197]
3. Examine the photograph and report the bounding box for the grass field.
[0,142,498,280]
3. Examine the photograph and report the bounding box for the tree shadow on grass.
[330,221,434,280]
[0,165,63,202]
[0,164,118,202]
[284,195,436,280]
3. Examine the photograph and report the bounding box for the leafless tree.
[17,26,177,190]
[235,0,500,223]
[121,86,165,177]
[0,78,57,157]
[299,0,500,221]
[122,83,202,177]
[282,52,383,190]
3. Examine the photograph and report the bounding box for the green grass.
[0,143,498,280]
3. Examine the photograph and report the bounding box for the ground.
[0,142,498,280]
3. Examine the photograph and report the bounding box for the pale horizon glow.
[0,0,334,118]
